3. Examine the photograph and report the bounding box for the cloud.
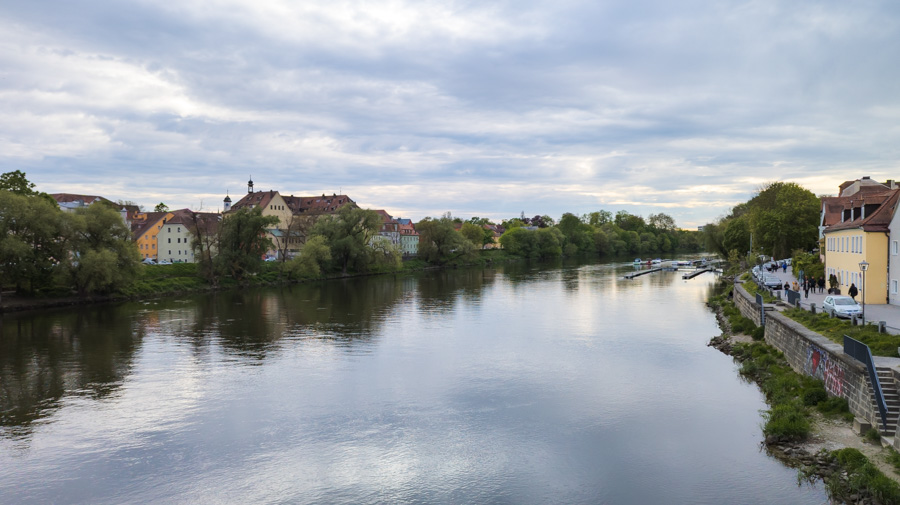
[2,0,900,226]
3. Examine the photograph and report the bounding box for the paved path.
[764,265,900,335]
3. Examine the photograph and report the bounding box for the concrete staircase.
[868,367,900,436]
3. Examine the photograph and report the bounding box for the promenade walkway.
[764,265,900,335]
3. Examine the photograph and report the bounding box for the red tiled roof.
[50,193,112,205]
[283,194,355,214]
[231,190,279,211]
[825,189,900,233]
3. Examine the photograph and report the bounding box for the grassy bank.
[710,284,900,503]
[783,307,900,358]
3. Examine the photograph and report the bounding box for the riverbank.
[708,285,900,504]
[0,249,524,314]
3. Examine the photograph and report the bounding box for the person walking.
[849,283,859,301]
[817,276,825,294]
[803,276,810,299]
[783,281,790,291]
[782,261,787,273]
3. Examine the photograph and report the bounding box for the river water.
[1,259,828,504]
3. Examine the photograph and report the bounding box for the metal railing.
[844,335,889,430]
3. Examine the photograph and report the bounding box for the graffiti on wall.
[804,344,845,397]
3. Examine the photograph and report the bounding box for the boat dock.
[682,268,713,280]
[624,267,662,279]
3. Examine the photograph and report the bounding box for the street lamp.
[859,260,869,324]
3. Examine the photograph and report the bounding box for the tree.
[722,216,751,255]
[615,211,646,232]
[188,211,220,284]
[310,204,382,274]
[154,203,169,213]
[417,215,475,264]
[648,213,677,231]
[214,207,279,281]
[585,210,613,227]
[746,182,819,259]
[286,235,331,278]
[66,203,141,295]
[0,191,68,300]
[460,222,490,249]
[0,170,37,196]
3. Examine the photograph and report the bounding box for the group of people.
[782,276,826,298]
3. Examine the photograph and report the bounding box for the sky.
[3,0,900,227]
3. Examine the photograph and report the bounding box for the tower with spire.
[248,176,254,194]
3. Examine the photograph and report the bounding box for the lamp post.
[859,260,869,324]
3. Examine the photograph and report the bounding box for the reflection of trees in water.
[0,306,144,439]
[137,276,416,360]
[415,268,497,313]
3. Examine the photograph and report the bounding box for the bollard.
[879,321,887,333]
[795,298,801,308]
[810,303,816,315]
[851,315,858,326]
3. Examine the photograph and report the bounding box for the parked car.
[762,275,782,289]
[157,260,172,265]
[142,258,157,265]
[822,296,862,319]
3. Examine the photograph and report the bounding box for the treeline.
[700,182,820,262]
[497,210,703,260]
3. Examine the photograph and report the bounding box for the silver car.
[823,295,862,318]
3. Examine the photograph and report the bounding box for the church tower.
[223,192,232,212]
[248,176,254,194]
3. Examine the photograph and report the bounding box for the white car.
[157,260,172,265]
[823,295,862,318]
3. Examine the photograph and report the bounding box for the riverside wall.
[732,283,881,430]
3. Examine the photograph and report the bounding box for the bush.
[762,402,811,440]
[751,326,765,341]
[802,388,828,407]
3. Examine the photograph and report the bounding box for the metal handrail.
[844,335,889,430]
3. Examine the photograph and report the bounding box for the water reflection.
[0,306,144,438]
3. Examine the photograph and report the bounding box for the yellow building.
[823,190,900,305]
[132,211,175,261]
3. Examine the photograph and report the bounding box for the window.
[152,244,155,249]
[177,227,181,233]
[168,238,171,243]
[168,250,172,255]
[177,238,181,243]
[893,280,898,295]
[168,227,171,232]
[894,241,899,255]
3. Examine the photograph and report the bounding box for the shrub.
[801,388,828,407]
[762,402,811,441]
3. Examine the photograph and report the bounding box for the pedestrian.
[792,281,799,291]
[849,283,859,301]
[782,261,787,273]
[783,281,790,291]
[818,276,825,294]
[803,276,810,299]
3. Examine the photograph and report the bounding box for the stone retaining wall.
[732,283,880,429]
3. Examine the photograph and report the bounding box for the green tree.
[722,216,751,255]
[0,191,68,299]
[310,204,382,273]
[286,235,331,278]
[747,182,820,259]
[460,222,493,249]
[0,170,37,195]
[417,215,475,264]
[648,213,676,231]
[154,203,169,213]
[585,210,613,227]
[66,204,141,295]
[214,207,279,281]
[615,211,646,232]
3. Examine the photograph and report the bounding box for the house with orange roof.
[156,209,220,263]
[132,211,176,261]
[823,180,900,305]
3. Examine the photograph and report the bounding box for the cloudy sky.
[3,0,899,227]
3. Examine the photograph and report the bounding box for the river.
[0,259,828,504]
